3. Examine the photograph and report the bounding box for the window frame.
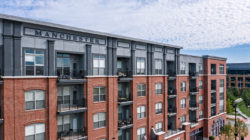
[180,98,186,109]
[154,59,162,75]
[199,110,203,119]
[155,122,163,133]
[219,64,224,74]
[93,112,106,129]
[199,80,203,89]
[181,82,186,92]
[155,83,162,94]
[25,123,45,140]
[24,48,45,76]
[137,84,146,97]
[136,57,146,75]
[199,95,203,104]
[155,102,163,114]
[137,127,146,140]
[93,55,106,75]
[137,106,146,119]
[25,90,45,111]
[93,86,106,102]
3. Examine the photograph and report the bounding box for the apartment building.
[227,63,250,89]
[0,14,226,140]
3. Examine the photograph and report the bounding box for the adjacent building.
[227,63,250,89]
[0,14,227,140]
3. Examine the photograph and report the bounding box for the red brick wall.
[2,78,57,140]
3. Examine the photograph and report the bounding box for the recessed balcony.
[189,87,199,95]
[57,102,87,115]
[189,103,198,111]
[168,88,177,98]
[168,107,177,116]
[57,129,87,140]
[167,71,176,80]
[118,118,133,130]
[117,70,133,82]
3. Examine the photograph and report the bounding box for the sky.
[0,0,250,63]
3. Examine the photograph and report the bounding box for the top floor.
[227,63,250,75]
[0,14,226,78]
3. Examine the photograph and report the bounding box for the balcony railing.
[165,129,184,138]
[118,118,133,129]
[57,129,87,140]
[167,71,176,77]
[189,102,197,108]
[57,69,85,79]
[189,72,198,77]
[117,70,132,78]
[57,100,87,113]
[168,107,177,116]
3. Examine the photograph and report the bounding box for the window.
[57,115,70,133]
[94,87,106,102]
[57,86,70,106]
[94,112,106,129]
[137,127,146,140]
[180,98,186,108]
[136,58,145,74]
[93,55,105,75]
[220,79,224,93]
[155,122,163,133]
[155,59,162,74]
[180,115,186,123]
[56,53,70,77]
[137,84,146,97]
[180,62,186,74]
[155,83,162,94]
[199,96,203,104]
[198,63,203,74]
[219,64,224,74]
[25,123,45,140]
[199,110,203,118]
[25,90,45,110]
[155,103,162,114]
[199,81,203,89]
[25,49,45,76]
[137,106,146,119]
[181,82,186,92]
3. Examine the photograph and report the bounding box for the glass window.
[94,112,106,129]
[199,110,203,118]
[137,84,146,97]
[155,122,163,133]
[25,123,45,140]
[93,55,105,75]
[181,82,186,92]
[25,49,45,76]
[180,62,186,74]
[137,106,146,119]
[180,115,186,123]
[199,96,203,104]
[199,81,203,89]
[136,58,145,74]
[199,63,203,74]
[57,115,70,133]
[93,87,106,102]
[180,98,186,108]
[155,83,162,94]
[57,86,71,106]
[219,64,224,74]
[137,127,146,140]
[155,102,162,114]
[56,53,71,77]
[25,90,45,110]
[155,59,162,75]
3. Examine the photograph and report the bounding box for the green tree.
[219,121,235,140]
[236,118,248,139]
[242,89,250,106]
[226,98,234,114]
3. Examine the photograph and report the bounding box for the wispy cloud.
[0,0,250,50]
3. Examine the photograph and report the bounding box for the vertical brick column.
[182,122,190,140]
[48,78,58,140]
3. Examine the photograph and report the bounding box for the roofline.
[0,13,183,49]
[202,55,227,61]
[179,54,202,58]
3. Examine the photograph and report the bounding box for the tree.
[242,89,250,106]
[236,118,248,139]
[219,121,235,140]
[226,98,234,114]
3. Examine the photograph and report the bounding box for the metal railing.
[117,70,132,78]
[167,71,176,77]
[168,107,176,113]
[189,71,198,77]
[57,100,86,112]
[165,128,183,137]
[190,87,198,92]
[189,102,197,108]
[118,94,132,102]
[58,129,87,140]
[118,118,133,128]
[57,68,85,79]
[168,88,176,95]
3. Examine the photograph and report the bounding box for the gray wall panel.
[91,44,107,54]
[154,52,163,59]
[21,36,35,48]
[166,53,175,61]
[117,47,130,57]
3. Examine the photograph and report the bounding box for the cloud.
[0,0,250,50]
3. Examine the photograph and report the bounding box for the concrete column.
[48,40,55,76]
[131,42,136,75]
[163,47,167,75]
[107,38,113,76]
[112,39,117,76]
[147,44,152,75]
[13,22,22,76]
[86,44,92,76]
[182,122,191,140]
[175,49,180,75]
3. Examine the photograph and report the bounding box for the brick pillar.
[48,78,58,140]
[156,132,166,140]
[182,122,190,140]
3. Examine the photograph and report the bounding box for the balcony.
[57,129,87,140]
[118,118,133,130]
[0,108,3,125]
[167,71,176,80]
[189,87,199,95]
[118,96,133,106]
[168,88,176,98]
[165,129,184,138]
[189,72,198,79]
[57,101,87,115]
[118,83,133,106]
[117,70,133,82]
[189,103,198,111]
[190,120,199,128]
[211,107,216,116]
[168,107,177,116]
[211,64,216,75]
[57,70,86,85]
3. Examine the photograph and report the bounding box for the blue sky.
[0,0,250,63]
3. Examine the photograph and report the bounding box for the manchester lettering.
[24,27,106,45]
